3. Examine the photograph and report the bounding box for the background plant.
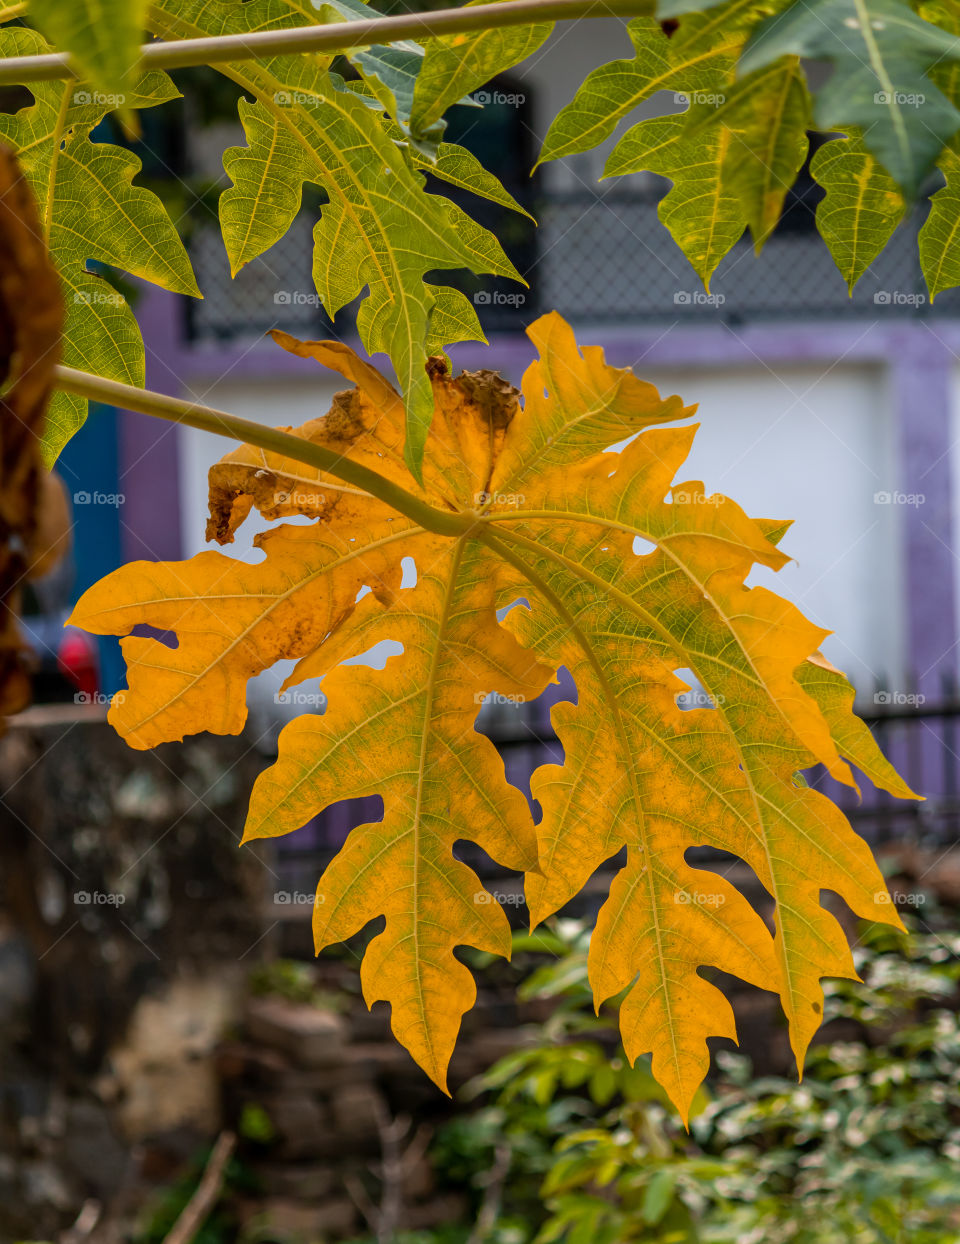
[410,914,960,1244]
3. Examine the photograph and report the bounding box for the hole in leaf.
[604,431,640,454]
[476,668,574,815]
[497,596,529,622]
[673,668,719,711]
[340,639,403,670]
[130,624,178,649]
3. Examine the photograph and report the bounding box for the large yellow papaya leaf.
[69,313,916,1113]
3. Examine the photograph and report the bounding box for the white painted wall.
[639,362,904,691]
[177,360,904,695]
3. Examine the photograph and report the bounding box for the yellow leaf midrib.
[481,527,685,1094]
[42,81,73,243]
[407,535,468,1078]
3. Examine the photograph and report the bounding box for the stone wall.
[0,711,537,1242]
[0,708,271,1241]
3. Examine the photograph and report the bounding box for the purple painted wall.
[116,283,185,566]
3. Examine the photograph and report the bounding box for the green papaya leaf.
[554,17,746,283]
[0,26,200,463]
[606,114,746,286]
[410,0,553,137]
[918,0,960,297]
[920,141,960,298]
[417,142,535,221]
[810,133,905,291]
[540,11,783,282]
[688,56,810,249]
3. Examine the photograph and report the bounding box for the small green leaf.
[918,1,960,297]
[920,141,960,298]
[810,133,905,291]
[690,56,811,249]
[606,114,746,286]
[410,0,553,137]
[221,98,311,277]
[423,286,487,355]
[539,18,677,167]
[642,1169,677,1225]
[417,142,536,222]
[542,15,751,283]
[0,26,199,462]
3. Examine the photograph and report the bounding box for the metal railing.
[270,682,960,908]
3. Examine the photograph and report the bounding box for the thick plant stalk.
[0,0,652,84]
[53,365,474,538]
